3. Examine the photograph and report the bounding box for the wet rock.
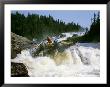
[11,32,31,59]
[11,62,29,77]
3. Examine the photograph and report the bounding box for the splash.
[11,43,100,77]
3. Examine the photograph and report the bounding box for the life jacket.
[47,37,52,44]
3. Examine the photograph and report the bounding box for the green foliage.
[83,12,100,42]
[65,12,100,43]
[66,36,82,44]
[11,12,82,41]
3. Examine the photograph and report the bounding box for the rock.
[11,32,31,59]
[11,62,29,77]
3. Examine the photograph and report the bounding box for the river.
[11,32,100,77]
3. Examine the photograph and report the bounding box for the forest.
[82,12,100,42]
[11,11,100,43]
[11,12,83,41]
[66,12,100,43]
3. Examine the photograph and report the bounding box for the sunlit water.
[57,32,85,42]
[11,43,100,77]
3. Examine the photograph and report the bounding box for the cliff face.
[11,32,31,77]
[11,32,31,59]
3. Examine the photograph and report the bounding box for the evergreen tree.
[11,11,83,40]
[82,12,100,42]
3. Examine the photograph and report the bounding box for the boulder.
[11,32,31,59]
[11,62,29,77]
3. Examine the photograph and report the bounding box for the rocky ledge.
[11,62,29,77]
[11,32,31,59]
[11,32,31,77]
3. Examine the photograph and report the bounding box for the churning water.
[11,43,100,77]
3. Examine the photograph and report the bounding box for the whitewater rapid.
[56,31,85,42]
[11,43,100,77]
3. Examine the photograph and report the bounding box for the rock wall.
[11,32,31,59]
[11,32,31,77]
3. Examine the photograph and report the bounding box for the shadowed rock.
[11,62,29,77]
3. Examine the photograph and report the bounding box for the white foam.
[57,32,85,42]
[11,43,100,77]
